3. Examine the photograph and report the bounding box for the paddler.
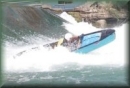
[57,33,80,50]
[57,33,73,46]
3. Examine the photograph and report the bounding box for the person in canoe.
[57,33,81,51]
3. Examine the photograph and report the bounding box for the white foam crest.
[59,12,77,24]
[62,22,103,36]
[59,12,102,36]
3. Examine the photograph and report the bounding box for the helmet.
[65,33,73,41]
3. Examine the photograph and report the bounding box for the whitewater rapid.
[3,12,128,73]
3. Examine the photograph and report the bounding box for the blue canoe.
[43,29,116,54]
[74,29,115,54]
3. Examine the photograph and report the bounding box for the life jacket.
[57,38,64,46]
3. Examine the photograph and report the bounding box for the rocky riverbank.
[41,1,129,28]
[72,1,128,28]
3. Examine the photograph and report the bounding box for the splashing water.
[59,12,103,36]
[3,12,127,73]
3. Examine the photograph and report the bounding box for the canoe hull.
[74,32,115,54]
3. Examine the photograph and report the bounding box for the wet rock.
[93,19,107,28]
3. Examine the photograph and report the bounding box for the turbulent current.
[1,3,128,87]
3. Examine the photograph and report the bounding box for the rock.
[42,4,63,13]
[93,19,107,28]
[42,4,52,9]
[74,1,128,28]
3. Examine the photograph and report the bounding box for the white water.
[3,12,128,73]
[60,12,103,36]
